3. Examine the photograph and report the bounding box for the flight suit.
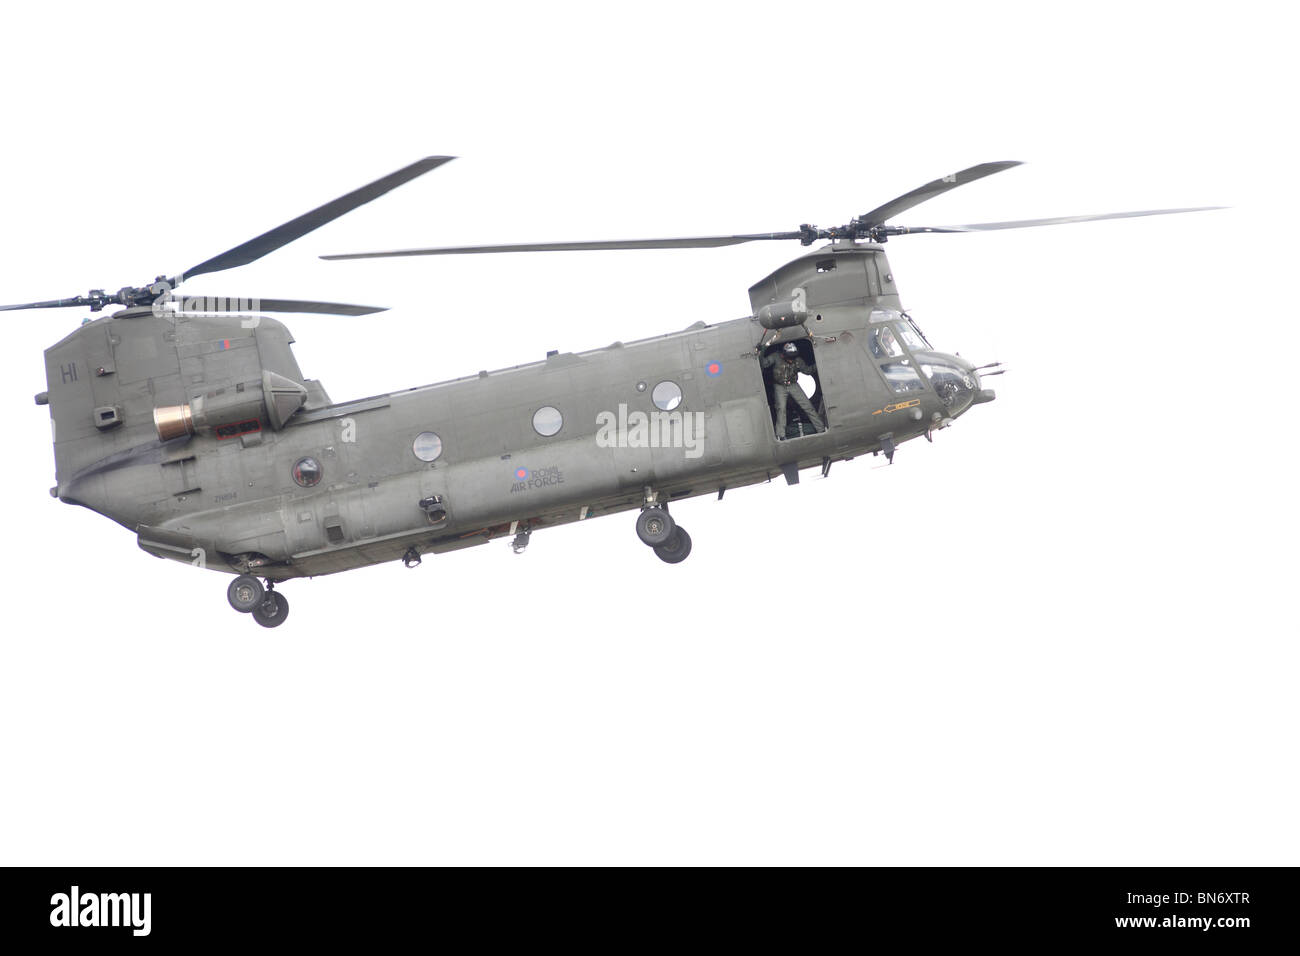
[761,352,826,437]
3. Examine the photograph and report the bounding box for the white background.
[1,1,1294,865]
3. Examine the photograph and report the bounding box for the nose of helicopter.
[918,353,996,417]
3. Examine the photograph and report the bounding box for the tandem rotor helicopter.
[13,157,1218,627]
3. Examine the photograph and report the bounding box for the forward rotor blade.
[888,206,1226,235]
[167,296,387,316]
[182,156,455,281]
[857,161,1022,227]
[322,232,805,259]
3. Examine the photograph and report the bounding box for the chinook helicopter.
[15,158,1218,627]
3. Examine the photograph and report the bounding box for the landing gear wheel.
[654,526,692,564]
[636,507,676,547]
[252,591,290,628]
[227,574,265,613]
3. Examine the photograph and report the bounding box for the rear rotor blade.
[856,161,1022,227]
[885,206,1226,235]
[0,295,101,312]
[182,156,455,281]
[321,232,805,259]
[166,296,387,316]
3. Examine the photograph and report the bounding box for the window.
[879,362,925,395]
[292,456,322,487]
[870,324,902,359]
[922,362,977,411]
[412,431,443,462]
[906,316,932,349]
[533,405,563,437]
[652,381,683,411]
[898,319,930,352]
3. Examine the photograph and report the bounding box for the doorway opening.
[758,338,827,440]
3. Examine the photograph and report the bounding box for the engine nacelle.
[153,370,307,441]
[756,298,808,330]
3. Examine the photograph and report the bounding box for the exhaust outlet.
[153,404,195,441]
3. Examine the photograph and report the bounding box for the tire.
[252,591,290,628]
[654,526,692,564]
[635,507,676,546]
[227,575,265,613]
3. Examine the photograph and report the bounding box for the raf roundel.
[706,361,722,377]
[515,467,529,482]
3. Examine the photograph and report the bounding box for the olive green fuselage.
[43,243,990,578]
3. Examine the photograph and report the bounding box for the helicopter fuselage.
[43,242,992,580]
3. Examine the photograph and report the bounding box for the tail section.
[40,308,320,510]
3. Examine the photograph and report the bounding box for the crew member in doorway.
[761,341,826,438]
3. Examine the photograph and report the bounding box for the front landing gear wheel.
[654,526,692,564]
[636,507,676,547]
[227,575,265,613]
[252,591,290,628]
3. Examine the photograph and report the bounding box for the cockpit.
[867,308,988,417]
[868,308,932,359]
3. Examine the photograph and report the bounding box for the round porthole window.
[412,431,443,462]
[292,456,322,487]
[652,381,683,411]
[533,405,563,437]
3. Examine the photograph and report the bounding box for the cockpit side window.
[870,324,902,359]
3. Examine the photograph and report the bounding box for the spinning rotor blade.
[1,157,452,314]
[321,232,805,259]
[884,206,1227,235]
[856,161,1023,227]
[321,161,1029,260]
[316,159,1223,262]
[183,156,454,280]
[166,297,387,316]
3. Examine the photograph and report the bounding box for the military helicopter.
[14,157,1218,627]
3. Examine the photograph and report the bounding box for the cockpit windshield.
[899,316,931,351]
[870,308,933,355]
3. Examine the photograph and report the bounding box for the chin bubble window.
[292,456,322,487]
[533,405,563,437]
[412,431,443,462]
[652,381,683,411]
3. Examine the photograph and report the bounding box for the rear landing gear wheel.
[636,507,676,547]
[252,591,290,628]
[654,526,692,564]
[227,574,264,613]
